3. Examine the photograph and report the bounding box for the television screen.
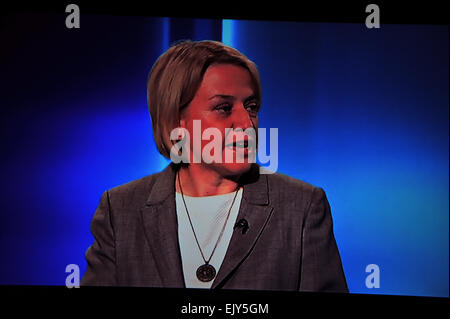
[0,2,448,315]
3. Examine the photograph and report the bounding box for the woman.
[81,40,348,292]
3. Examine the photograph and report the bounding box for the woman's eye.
[245,103,260,116]
[215,104,232,114]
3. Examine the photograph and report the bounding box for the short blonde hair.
[147,40,262,160]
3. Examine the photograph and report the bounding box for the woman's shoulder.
[106,169,167,204]
[262,168,319,194]
[262,170,326,211]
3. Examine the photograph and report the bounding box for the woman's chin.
[213,162,253,177]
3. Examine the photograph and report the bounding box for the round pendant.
[196,264,216,282]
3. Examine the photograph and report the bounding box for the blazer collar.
[141,162,272,289]
[146,162,270,206]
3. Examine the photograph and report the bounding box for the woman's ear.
[179,106,188,128]
[176,118,186,141]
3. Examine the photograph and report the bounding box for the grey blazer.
[81,163,348,292]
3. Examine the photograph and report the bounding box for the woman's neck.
[176,164,240,197]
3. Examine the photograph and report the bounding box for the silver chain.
[177,170,239,265]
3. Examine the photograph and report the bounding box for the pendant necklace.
[177,171,239,282]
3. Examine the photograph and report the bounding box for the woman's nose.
[233,104,256,130]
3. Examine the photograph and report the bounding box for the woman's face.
[180,63,259,177]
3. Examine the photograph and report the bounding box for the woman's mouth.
[225,139,251,149]
[224,140,256,159]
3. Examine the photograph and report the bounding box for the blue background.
[0,13,448,297]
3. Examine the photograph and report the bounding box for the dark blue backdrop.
[0,13,448,297]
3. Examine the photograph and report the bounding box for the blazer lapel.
[212,165,274,289]
[140,164,185,288]
[139,163,273,289]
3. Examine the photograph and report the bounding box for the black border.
[2,0,449,25]
[2,285,449,316]
[1,0,448,315]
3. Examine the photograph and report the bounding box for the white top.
[175,188,243,289]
